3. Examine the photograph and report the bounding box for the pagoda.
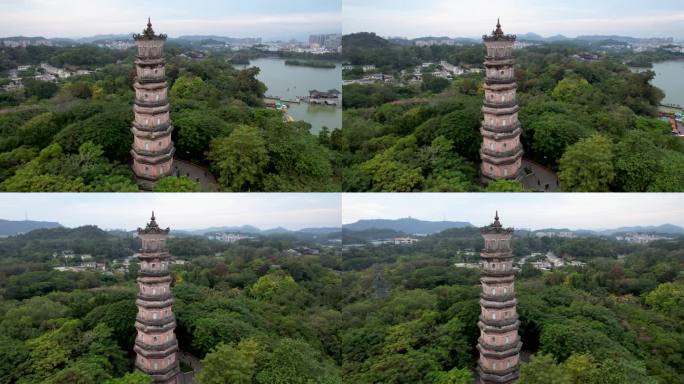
[477,212,521,384]
[480,20,524,184]
[131,19,175,190]
[134,212,179,384]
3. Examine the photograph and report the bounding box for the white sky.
[343,0,684,39]
[342,193,684,230]
[0,193,341,231]
[0,0,342,39]
[2,193,682,232]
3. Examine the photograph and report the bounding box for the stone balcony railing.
[481,146,523,158]
[138,270,170,278]
[137,75,166,84]
[478,337,522,352]
[135,338,178,352]
[133,145,174,158]
[136,98,168,108]
[136,314,176,327]
[485,77,516,85]
[481,121,521,133]
[480,291,516,302]
[477,365,520,383]
[479,314,519,328]
[137,292,173,302]
[484,99,518,109]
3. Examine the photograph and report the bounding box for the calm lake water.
[631,60,684,106]
[238,57,342,134]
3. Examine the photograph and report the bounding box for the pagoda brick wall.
[130,20,175,190]
[134,212,179,384]
[480,21,524,184]
[477,213,521,384]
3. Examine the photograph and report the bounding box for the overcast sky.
[342,194,684,230]
[343,0,684,39]
[0,193,341,231]
[0,0,341,40]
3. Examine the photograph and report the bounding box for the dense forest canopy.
[0,225,682,383]
[340,34,684,192]
[0,44,341,192]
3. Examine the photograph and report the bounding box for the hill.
[598,224,684,236]
[342,32,393,49]
[343,218,473,234]
[0,219,62,237]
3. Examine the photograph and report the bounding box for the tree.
[430,367,473,384]
[208,125,269,191]
[170,75,210,100]
[559,134,614,192]
[24,79,59,100]
[485,180,524,192]
[17,112,60,148]
[422,73,451,94]
[530,113,588,166]
[644,282,684,319]
[153,176,201,192]
[54,103,133,163]
[551,77,596,105]
[106,372,153,384]
[519,353,570,384]
[196,339,258,384]
[254,338,341,384]
[612,130,660,191]
[173,110,230,162]
[648,151,684,192]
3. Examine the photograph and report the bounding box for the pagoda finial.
[151,211,155,221]
[148,17,152,27]
[493,18,504,37]
[492,211,502,228]
[495,210,499,221]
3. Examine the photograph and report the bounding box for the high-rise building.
[131,19,175,190]
[134,212,179,384]
[477,212,521,384]
[480,20,524,184]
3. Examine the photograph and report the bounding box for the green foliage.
[0,142,137,192]
[171,75,210,100]
[645,282,684,319]
[559,134,614,191]
[106,372,153,384]
[23,80,59,100]
[208,126,269,191]
[485,180,524,192]
[153,176,201,192]
[174,110,232,162]
[197,339,258,384]
[342,42,670,191]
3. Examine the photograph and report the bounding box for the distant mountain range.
[173,226,341,236]
[343,32,676,48]
[343,218,684,237]
[0,219,62,236]
[343,218,473,234]
[0,34,299,45]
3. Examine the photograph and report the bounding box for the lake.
[238,57,342,134]
[630,60,684,106]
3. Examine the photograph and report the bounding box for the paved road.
[521,159,560,192]
[172,159,218,191]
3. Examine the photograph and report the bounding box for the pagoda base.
[480,168,523,186]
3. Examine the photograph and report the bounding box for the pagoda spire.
[477,213,521,383]
[134,213,179,383]
[480,19,522,183]
[131,17,172,189]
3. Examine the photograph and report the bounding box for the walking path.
[172,159,219,191]
[521,159,560,192]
